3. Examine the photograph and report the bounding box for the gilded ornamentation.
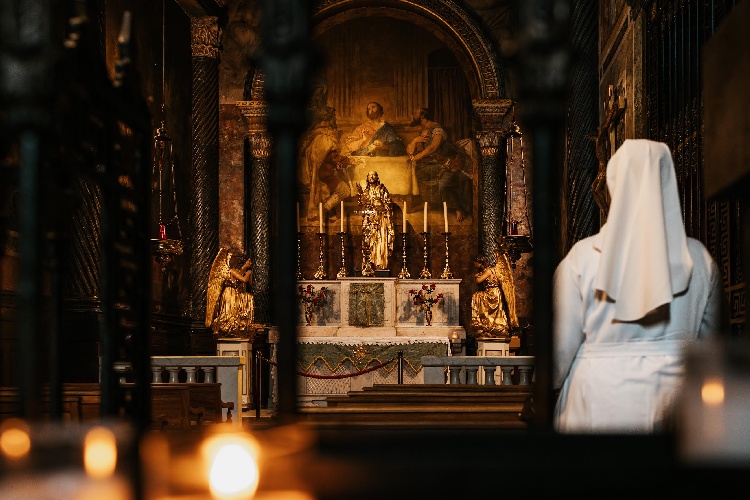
[357,171,394,276]
[191,17,222,59]
[312,0,503,99]
[352,345,369,361]
[206,248,256,338]
[476,130,501,157]
[237,100,268,134]
[470,248,518,340]
[250,133,272,159]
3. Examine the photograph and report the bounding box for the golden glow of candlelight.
[84,427,118,478]
[0,419,31,460]
[701,379,725,406]
[203,433,260,499]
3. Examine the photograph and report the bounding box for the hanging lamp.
[151,0,183,273]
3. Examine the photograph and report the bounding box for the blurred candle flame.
[0,419,31,460]
[701,379,725,406]
[203,433,260,499]
[84,427,118,478]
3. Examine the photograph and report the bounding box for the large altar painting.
[298,16,477,234]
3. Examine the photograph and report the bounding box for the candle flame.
[701,379,725,406]
[203,433,260,499]
[84,427,118,478]
[0,419,31,460]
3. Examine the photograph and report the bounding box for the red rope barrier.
[256,352,395,379]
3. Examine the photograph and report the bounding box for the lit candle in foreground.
[84,427,118,479]
[319,203,323,233]
[443,201,449,233]
[403,201,407,231]
[423,202,428,233]
[203,433,260,500]
[0,419,30,460]
[340,201,345,233]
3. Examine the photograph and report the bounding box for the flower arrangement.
[299,284,327,325]
[409,283,444,326]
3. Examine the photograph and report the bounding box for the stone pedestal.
[216,338,250,408]
[477,338,510,385]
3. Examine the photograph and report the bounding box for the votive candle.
[340,201,344,232]
[423,202,428,233]
[443,201,449,233]
[403,201,407,232]
[319,203,323,233]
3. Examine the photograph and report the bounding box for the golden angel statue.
[356,171,394,276]
[205,248,255,338]
[470,247,519,339]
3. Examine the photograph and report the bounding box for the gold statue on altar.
[206,247,255,338]
[470,247,519,339]
[356,171,394,276]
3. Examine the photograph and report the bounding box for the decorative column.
[188,17,221,328]
[249,131,272,324]
[474,100,513,263]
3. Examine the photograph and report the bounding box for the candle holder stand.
[295,232,304,280]
[337,231,348,278]
[313,232,326,280]
[398,232,410,279]
[440,231,453,279]
[419,231,431,279]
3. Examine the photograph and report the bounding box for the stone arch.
[311,0,504,100]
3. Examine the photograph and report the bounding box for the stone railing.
[113,356,245,427]
[421,356,535,385]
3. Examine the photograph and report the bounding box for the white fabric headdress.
[594,139,693,321]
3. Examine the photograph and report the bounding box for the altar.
[274,277,465,405]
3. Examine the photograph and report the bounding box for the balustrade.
[113,356,245,427]
[422,356,535,385]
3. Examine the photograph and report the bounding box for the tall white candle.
[296,202,300,232]
[423,202,428,233]
[340,201,344,233]
[443,201,449,233]
[319,203,323,233]
[403,202,407,232]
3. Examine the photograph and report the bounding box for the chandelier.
[151,0,183,273]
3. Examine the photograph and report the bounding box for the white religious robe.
[553,233,720,433]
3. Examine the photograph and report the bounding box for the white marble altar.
[281,278,465,405]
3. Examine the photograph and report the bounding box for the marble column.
[188,17,221,327]
[249,132,272,325]
[476,130,504,263]
[473,100,513,264]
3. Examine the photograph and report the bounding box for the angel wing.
[495,251,519,329]
[205,247,231,328]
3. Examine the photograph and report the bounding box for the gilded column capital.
[476,130,502,158]
[191,17,222,59]
[236,100,268,133]
[250,133,272,159]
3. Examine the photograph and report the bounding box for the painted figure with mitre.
[470,246,519,339]
[357,171,394,276]
[206,248,255,338]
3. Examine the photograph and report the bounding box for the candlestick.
[443,202,448,233]
[296,202,300,232]
[319,203,323,233]
[419,231,431,279]
[337,231,347,278]
[440,231,453,279]
[340,201,344,233]
[295,232,304,280]
[423,202,427,233]
[313,232,326,279]
[403,201,407,230]
[398,231,410,279]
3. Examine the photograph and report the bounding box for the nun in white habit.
[553,139,721,433]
